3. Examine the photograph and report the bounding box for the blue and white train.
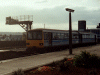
[26,28,97,51]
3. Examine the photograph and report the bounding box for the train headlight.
[39,43,43,46]
[26,43,30,45]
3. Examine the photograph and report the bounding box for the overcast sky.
[0,0,100,32]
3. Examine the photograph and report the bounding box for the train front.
[26,30,44,50]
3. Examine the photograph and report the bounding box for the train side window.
[53,33,59,40]
[28,32,32,40]
[87,34,90,38]
[82,35,85,38]
[73,34,78,39]
[64,33,69,39]
[61,33,64,40]
[83,34,88,38]
[84,35,86,38]
[92,35,94,38]
[52,33,55,40]
[57,33,60,40]
[85,34,87,38]
[91,34,94,38]
[90,34,91,38]
[53,33,64,40]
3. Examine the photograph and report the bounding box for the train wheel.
[26,47,36,53]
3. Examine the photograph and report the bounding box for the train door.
[44,32,52,47]
[48,32,52,46]
[79,34,82,44]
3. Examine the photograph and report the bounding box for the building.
[87,29,100,41]
[78,20,100,42]
[78,20,86,32]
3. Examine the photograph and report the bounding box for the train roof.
[87,28,100,30]
[28,28,67,31]
[28,28,96,35]
[28,28,77,32]
[79,31,96,35]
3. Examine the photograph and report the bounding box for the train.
[26,28,97,52]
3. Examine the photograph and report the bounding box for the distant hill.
[0,32,25,35]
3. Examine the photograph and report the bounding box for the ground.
[24,44,100,75]
[1,44,100,75]
[25,62,100,75]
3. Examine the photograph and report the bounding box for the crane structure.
[6,15,33,31]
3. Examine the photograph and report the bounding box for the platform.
[0,44,100,75]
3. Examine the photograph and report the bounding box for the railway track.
[0,43,97,61]
[0,48,61,61]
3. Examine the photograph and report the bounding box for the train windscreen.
[27,31,42,40]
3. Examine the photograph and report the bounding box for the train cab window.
[37,32,42,40]
[33,32,37,40]
[28,32,32,40]
[28,31,42,40]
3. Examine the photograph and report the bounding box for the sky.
[0,0,100,32]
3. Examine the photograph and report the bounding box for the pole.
[26,24,28,39]
[44,24,45,29]
[69,12,72,54]
[65,8,74,54]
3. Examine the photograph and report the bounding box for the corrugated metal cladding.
[78,20,86,32]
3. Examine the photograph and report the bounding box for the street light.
[65,8,75,54]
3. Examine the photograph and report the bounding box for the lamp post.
[65,8,75,54]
